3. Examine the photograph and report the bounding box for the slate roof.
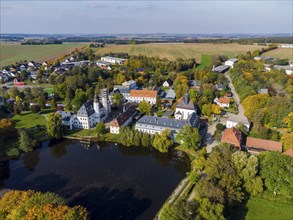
[110,106,137,127]
[137,112,199,130]
[77,99,97,117]
[213,65,230,73]
[176,93,196,110]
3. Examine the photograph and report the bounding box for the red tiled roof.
[246,137,282,152]
[130,90,157,98]
[219,97,230,104]
[221,127,242,148]
[283,149,293,157]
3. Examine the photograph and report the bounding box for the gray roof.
[166,89,176,99]
[213,65,230,73]
[77,99,97,117]
[228,114,250,125]
[188,80,200,87]
[227,58,238,62]
[113,86,130,94]
[274,65,293,71]
[176,93,196,110]
[137,113,199,131]
[102,56,127,62]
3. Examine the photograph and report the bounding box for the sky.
[1,0,292,34]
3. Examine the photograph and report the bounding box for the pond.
[0,139,190,220]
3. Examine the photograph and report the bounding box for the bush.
[30,104,41,113]
[216,123,225,131]
[96,122,106,134]
[6,148,20,157]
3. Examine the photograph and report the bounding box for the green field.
[262,48,293,60]
[95,43,264,62]
[0,43,87,67]
[12,111,47,129]
[196,55,212,70]
[228,197,293,220]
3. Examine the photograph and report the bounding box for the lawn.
[245,197,293,220]
[44,87,54,95]
[228,197,293,220]
[12,111,46,129]
[0,43,88,67]
[195,55,212,70]
[262,48,293,60]
[95,43,264,61]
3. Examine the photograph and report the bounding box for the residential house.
[221,127,242,148]
[258,88,268,94]
[160,88,176,103]
[224,58,238,67]
[101,56,127,65]
[226,114,250,131]
[274,65,293,75]
[264,64,273,72]
[175,92,197,120]
[280,44,293,48]
[128,90,157,105]
[245,137,282,154]
[135,112,200,141]
[213,65,230,73]
[163,79,173,87]
[28,61,37,68]
[109,105,137,134]
[215,83,224,91]
[122,80,137,90]
[188,80,201,90]
[96,60,112,70]
[214,97,230,108]
[283,149,293,158]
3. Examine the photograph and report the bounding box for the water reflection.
[22,151,40,170]
[2,139,190,220]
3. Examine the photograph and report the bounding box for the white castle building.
[175,91,197,120]
[59,88,111,129]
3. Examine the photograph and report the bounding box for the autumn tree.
[281,132,293,150]
[18,129,38,152]
[71,89,87,112]
[176,125,201,150]
[138,100,152,115]
[111,93,123,106]
[96,122,106,134]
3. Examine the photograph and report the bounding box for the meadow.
[95,43,264,62]
[262,48,293,60]
[0,43,87,67]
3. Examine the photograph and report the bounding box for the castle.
[59,88,111,130]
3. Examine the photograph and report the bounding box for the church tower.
[100,88,111,115]
[93,94,100,115]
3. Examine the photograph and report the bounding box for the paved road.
[224,72,245,117]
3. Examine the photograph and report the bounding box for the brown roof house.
[283,149,293,158]
[109,105,137,134]
[221,127,242,148]
[128,90,157,105]
[246,137,282,154]
[214,97,230,108]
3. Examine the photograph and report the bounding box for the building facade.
[175,92,197,120]
[128,90,157,105]
[101,56,127,65]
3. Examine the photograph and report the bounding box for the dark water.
[0,139,190,220]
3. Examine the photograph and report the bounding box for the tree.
[71,89,87,112]
[283,112,293,132]
[259,151,293,199]
[232,151,263,196]
[111,93,123,106]
[54,83,67,99]
[197,198,225,220]
[23,87,33,101]
[176,125,201,150]
[18,129,38,152]
[212,104,221,115]
[119,126,134,147]
[0,190,87,220]
[152,129,173,153]
[201,104,213,117]
[141,132,151,147]
[0,118,17,141]
[30,104,41,113]
[281,132,293,150]
[9,87,20,98]
[138,100,152,115]
[133,130,141,146]
[96,122,105,134]
[216,123,225,131]
[46,113,63,140]
[114,73,126,85]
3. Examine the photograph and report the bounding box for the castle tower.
[100,88,111,114]
[93,94,100,115]
[184,90,190,105]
